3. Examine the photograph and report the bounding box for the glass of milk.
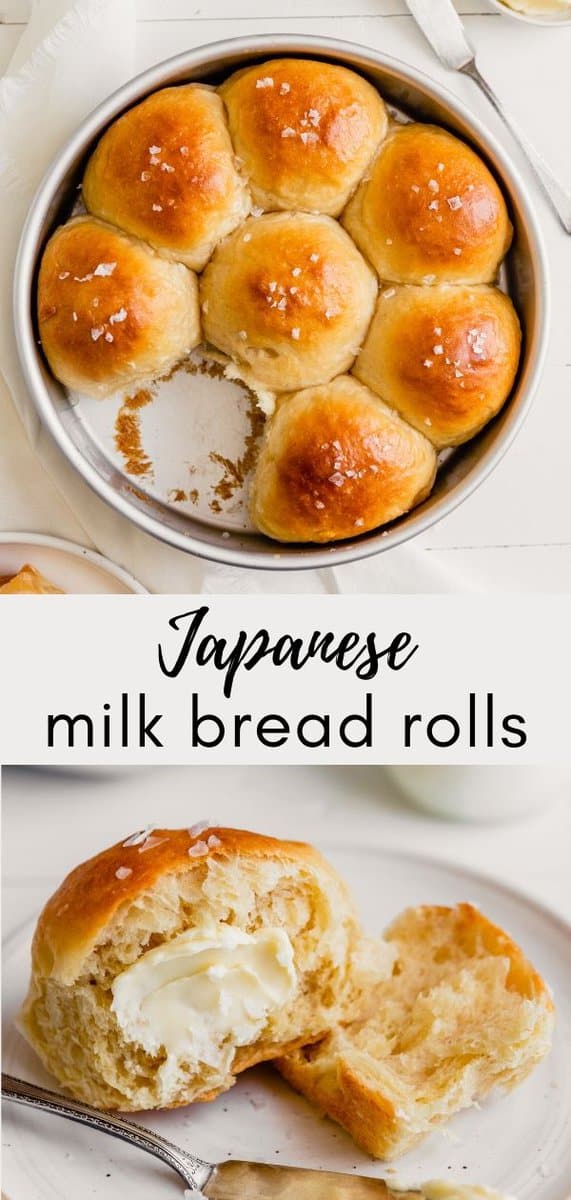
[386,766,569,822]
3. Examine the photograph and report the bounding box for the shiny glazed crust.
[200,212,377,392]
[220,58,388,216]
[342,123,513,285]
[250,375,437,542]
[35,58,522,545]
[354,284,522,448]
[29,826,346,985]
[37,217,200,398]
[83,84,250,271]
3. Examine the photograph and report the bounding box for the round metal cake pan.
[14,34,550,571]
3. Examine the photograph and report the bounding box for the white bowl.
[387,765,568,823]
[487,0,571,26]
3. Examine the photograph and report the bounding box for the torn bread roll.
[19,826,390,1111]
[276,903,554,1158]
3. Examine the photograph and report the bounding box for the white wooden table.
[1,1,571,590]
[3,764,570,947]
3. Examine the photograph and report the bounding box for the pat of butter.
[111,924,296,1069]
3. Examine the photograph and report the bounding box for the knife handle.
[461,59,571,234]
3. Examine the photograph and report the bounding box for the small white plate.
[0,533,147,594]
[487,0,571,26]
[2,848,570,1200]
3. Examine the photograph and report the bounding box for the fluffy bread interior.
[276,903,554,1159]
[19,828,389,1111]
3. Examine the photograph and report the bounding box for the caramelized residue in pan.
[209,396,265,509]
[115,389,154,478]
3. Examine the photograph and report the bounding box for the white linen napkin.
[0,0,469,594]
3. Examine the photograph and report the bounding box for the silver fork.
[405,0,571,234]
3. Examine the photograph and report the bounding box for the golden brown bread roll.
[354,283,522,448]
[83,84,250,271]
[200,212,377,393]
[277,903,554,1159]
[342,123,513,285]
[18,825,387,1111]
[0,565,63,594]
[250,375,437,543]
[37,216,200,398]
[220,58,388,217]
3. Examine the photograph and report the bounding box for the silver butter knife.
[2,1073,420,1198]
[404,0,571,233]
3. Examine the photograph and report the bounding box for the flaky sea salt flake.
[93,261,117,277]
[115,867,132,880]
[123,826,155,847]
[188,840,209,858]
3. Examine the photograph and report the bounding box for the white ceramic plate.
[487,0,571,26]
[0,534,147,594]
[2,848,570,1200]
